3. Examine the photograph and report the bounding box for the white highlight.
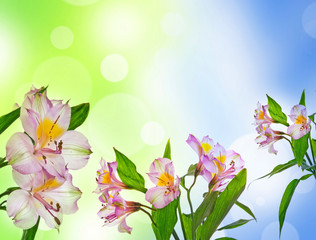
[141,121,165,146]
[302,3,316,39]
[261,221,299,240]
[50,26,74,50]
[161,12,185,36]
[100,54,128,82]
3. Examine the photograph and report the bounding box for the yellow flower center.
[295,115,306,125]
[102,171,111,184]
[258,111,264,120]
[33,178,63,193]
[37,117,65,148]
[157,172,174,186]
[201,143,212,154]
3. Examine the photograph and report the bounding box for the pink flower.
[145,158,180,209]
[186,134,216,173]
[98,191,140,234]
[255,125,282,154]
[287,105,311,139]
[254,102,274,126]
[95,158,129,194]
[6,169,81,229]
[6,87,92,176]
[202,144,245,192]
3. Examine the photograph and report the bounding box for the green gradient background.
[0,1,191,239]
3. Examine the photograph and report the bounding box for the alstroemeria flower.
[201,144,244,192]
[145,158,180,209]
[255,124,283,154]
[98,191,140,234]
[186,134,216,173]
[254,102,274,126]
[6,87,92,176]
[287,104,311,139]
[94,158,129,194]
[6,169,81,229]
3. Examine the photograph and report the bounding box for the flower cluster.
[95,158,139,233]
[6,86,92,229]
[254,101,311,154]
[187,134,245,192]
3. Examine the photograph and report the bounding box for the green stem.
[305,153,314,172]
[177,201,187,240]
[172,230,180,240]
[0,187,20,199]
[282,136,294,151]
[187,176,197,221]
[0,157,6,164]
[139,208,157,227]
[0,161,8,168]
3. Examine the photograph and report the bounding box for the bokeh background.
[0,0,316,239]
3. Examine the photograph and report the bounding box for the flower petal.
[35,199,63,229]
[61,130,92,170]
[186,134,202,157]
[145,186,173,209]
[6,132,42,174]
[118,218,132,234]
[6,189,38,229]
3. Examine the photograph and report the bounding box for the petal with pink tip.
[145,186,173,209]
[118,218,132,234]
[149,158,174,176]
[61,130,92,170]
[6,189,38,229]
[287,124,305,140]
[6,133,42,174]
[186,134,202,157]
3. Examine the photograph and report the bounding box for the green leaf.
[279,174,312,238]
[235,201,257,221]
[218,219,253,231]
[114,148,146,193]
[68,103,90,130]
[266,95,289,126]
[311,139,316,160]
[192,191,219,232]
[0,108,20,135]
[152,197,179,240]
[292,133,309,166]
[200,169,247,240]
[215,237,237,240]
[252,159,297,182]
[309,113,316,125]
[182,214,193,240]
[22,217,40,240]
[163,139,171,159]
[299,90,305,106]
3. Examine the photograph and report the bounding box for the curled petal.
[186,134,202,157]
[200,155,216,173]
[39,154,66,178]
[6,189,38,229]
[61,130,92,170]
[6,133,42,174]
[118,218,132,234]
[145,186,174,209]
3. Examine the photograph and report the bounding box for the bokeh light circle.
[88,93,151,157]
[161,12,185,36]
[141,121,165,146]
[302,3,316,39]
[50,26,74,50]
[261,221,299,240]
[32,56,92,105]
[64,0,99,6]
[296,174,315,194]
[100,54,128,82]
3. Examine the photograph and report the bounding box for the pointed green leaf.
[152,197,179,240]
[266,95,289,126]
[311,139,316,160]
[279,174,312,238]
[235,201,257,221]
[68,103,90,130]
[299,90,305,106]
[22,217,40,240]
[114,148,146,193]
[163,139,171,159]
[309,113,316,125]
[218,219,253,231]
[200,169,247,240]
[182,214,193,240]
[192,191,219,232]
[292,133,309,166]
[252,159,297,182]
[0,108,20,135]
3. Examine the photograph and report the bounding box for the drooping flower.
[254,102,274,126]
[95,158,129,194]
[201,144,245,192]
[255,124,283,154]
[287,104,311,139]
[145,158,180,209]
[6,169,81,229]
[186,134,216,173]
[6,86,92,176]
[98,190,140,234]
